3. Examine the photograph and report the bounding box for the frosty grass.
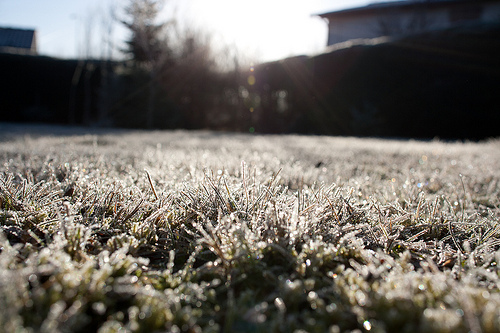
[0,124,499,332]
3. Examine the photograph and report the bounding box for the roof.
[0,27,36,51]
[318,0,498,19]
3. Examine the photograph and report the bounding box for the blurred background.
[1,0,499,139]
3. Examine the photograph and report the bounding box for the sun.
[169,0,328,62]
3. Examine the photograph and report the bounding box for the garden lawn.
[0,123,499,333]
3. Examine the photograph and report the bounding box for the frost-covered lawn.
[0,123,499,333]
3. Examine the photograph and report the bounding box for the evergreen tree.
[121,0,167,66]
[120,0,169,128]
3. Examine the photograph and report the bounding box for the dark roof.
[318,0,498,18]
[0,27,36,50]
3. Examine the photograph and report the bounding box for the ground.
[0,123,499,332]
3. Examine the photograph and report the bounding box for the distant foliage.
[1,21,499,139]
[245,22,500,139]
[120,0,168,65]
[0,54,103,125]
[111,0,247,130]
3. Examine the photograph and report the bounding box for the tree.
[121,0,169,128]
[121,0,168,66]
[116,0,249,131]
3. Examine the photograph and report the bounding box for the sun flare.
[172,0,328,61]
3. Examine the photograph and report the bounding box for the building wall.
[327,14,381,45]
[482,3,500,20]
[30,30,37,54]
[0,28,37,55]
[326,2,500,46]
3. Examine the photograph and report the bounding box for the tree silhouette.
[121,0,168,65]
[120,0,170,128]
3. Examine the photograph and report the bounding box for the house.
[0,27,37,55]
[318,0,500,46]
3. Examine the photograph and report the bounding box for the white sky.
[0,0,389,62]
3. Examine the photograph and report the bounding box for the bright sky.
[0,0,384,62]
